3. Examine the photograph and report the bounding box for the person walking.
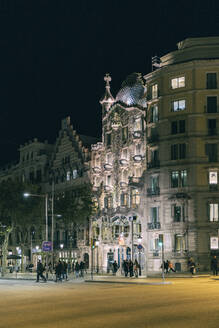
[62,261,68,280]
[75,261,80,278]
[112,261,118,275]
[211,255,218,275]
[36,260,46,282]
[134,259,139,278]
[55,260,63,282]
[123,260,129,277]
[168,261,176,272]
[188,258,196,275]
[79,261,85,277]
[128,260,134,277]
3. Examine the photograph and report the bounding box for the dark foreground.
[0,277,219,328]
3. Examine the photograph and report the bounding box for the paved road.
[0,277,219,328]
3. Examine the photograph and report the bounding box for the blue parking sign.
[42,241,52,252]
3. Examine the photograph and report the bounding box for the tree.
[0,180,42,275]
[54,183,93,253]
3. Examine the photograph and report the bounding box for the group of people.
[162,260,176,273]
[110,259,141,278]
[36,259,86,282]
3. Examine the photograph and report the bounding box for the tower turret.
[100,73,115,116]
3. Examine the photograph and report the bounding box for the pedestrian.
[62,261,68,280]
[128,260,134,277]
[164,260,169,273]
[36,260,46,282]
[75,261,80,278]
[188,258,196,275]
[168,261,176,272]
[67,261,71,273]
[55,260,63,282]
[112,260,118,275]
[123,260,129,277]
[134,259,139,278]
[211,256,218,275]
[79,261,84,277]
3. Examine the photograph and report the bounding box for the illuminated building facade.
[91,37,219,273]
[0,117,97,269]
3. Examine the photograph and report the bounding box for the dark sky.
[1,0,219,165]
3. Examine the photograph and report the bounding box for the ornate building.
[0,117,97,269]
[91,73,147,273]
[91,37,219,274]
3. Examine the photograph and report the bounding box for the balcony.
[209,184,218,191]
[147,187,160,196]
[103,163,113,171]
[129,176,143,187]
[133,155,143,163]
[92,167,101,174]
[133,131,142,139]
[120,181,128,189]
[120,159,129,166]
[147,160,160,169]
[103,185,113,192]
[147,222,161,230]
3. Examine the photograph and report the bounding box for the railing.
[147,187,160,196]
[204,105,219,113]
[147,222,161,230]
[209,184,218,191]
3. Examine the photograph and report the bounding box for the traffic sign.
[42,241,52,252]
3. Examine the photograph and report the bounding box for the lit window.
[209,171,218,184]
[134,118,142,131]
[106,153,112,164]
[150,105,159,123]
[152,84,158,99]
[72,169,77,179]
[209,203,219,222]
[150,234,162,251]
[150,207,159,223]
[171,99,186,112]
[66,171,71,181]
[171,76,185,89]
[175,234,185,252]
[120,193,128,206]
[171,170,187,188]
[210,236,218,249]
[172,204,185,222]
[131,189,140,207]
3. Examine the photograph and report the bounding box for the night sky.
[1,0,219,165]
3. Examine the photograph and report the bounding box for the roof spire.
[100,73,115,109]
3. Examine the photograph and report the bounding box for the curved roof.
[116,73,147,108]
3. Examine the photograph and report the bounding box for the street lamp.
[24,192,48,277]
[137,235,142,276]
[158,234,164,281]
[95,240,99,273]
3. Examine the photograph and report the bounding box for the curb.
[84,280,172,285]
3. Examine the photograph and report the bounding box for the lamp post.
[158,234,164,281]
[137,235,142,276]
[95,240,99,273]
[24,192,49,277]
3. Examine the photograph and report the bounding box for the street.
[0,277,219,328]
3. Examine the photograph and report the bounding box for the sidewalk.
[84,271,211,285]
[0,271,211,283]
